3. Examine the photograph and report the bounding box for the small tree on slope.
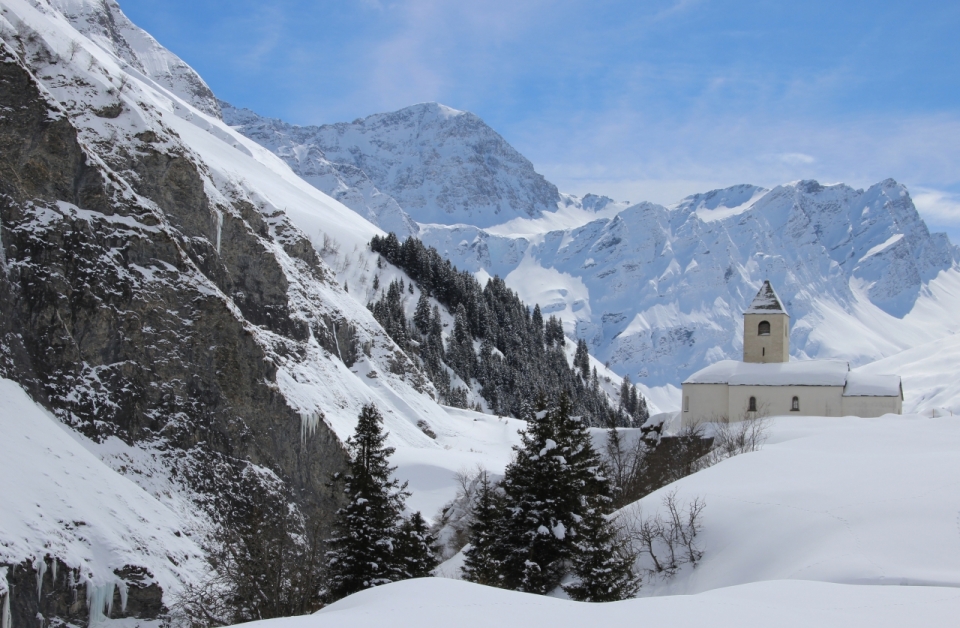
[325,403,408,602]
[395,511,439,579]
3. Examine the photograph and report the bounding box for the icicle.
[1,567,12,628]
[117,580,127,614]
[215,209,224,255]
[301,410,320,444]
[332,322,344,363]
[34,556,47,600]
[85,580,115,627]
[1,587,10,628]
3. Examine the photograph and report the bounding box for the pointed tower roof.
[745,280,788,315]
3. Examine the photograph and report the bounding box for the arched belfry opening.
[743,280,789,363]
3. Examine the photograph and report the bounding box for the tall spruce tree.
[461,470,503,586]
[325,404,407,602]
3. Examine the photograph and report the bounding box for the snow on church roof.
[744,280,788,315]
[843,372,902,398]
[684,359,849,386]
[683,359,902,396]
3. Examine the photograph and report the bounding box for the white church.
[680,281,902,427]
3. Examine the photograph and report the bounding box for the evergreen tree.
[325,404,407,602]
[496,396,580,594]
[414,291,432,333]
[395,512,439,579]
[574,339,591,380]
[461,470,503,586]
[493,395,640,600]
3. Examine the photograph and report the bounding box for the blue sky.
[122,0,960,240]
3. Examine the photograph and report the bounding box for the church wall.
[842,396,902,417]
[729,385,845,419]
[743,313,789,363]
[681,383,729,428]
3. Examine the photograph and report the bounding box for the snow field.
[627,413,960,596]
[242,577,960,628]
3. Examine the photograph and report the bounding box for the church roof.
[745,280,788,315]
[683,359,902,397]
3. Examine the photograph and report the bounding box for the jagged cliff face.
[0,1,444,624]
[419,180,960,390]
[223,101,562,228]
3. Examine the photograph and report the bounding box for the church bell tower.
[743,280,789,363]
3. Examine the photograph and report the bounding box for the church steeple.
[743,280,789,363]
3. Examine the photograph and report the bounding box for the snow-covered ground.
[241,577,960,628]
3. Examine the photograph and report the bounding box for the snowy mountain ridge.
[221,100,562,229]
[420,179,960,405]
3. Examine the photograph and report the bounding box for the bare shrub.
[621,489,706,581]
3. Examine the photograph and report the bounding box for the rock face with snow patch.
[48,0,221,117]
[226,101,562,228]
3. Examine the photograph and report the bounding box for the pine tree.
[574,339,591,380]
[395,512,439,579]
[461,471,503,586]
[414,291,432,333]
[324,404,407,602]
[496,396,579,594]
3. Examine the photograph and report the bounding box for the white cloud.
[912,188,960,225]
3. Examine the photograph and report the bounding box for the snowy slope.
[0,378,208,604]
[238,577,960,628]
[628,413,960,596]
[854,332,960,415]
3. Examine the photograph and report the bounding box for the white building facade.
[681,281,902,427]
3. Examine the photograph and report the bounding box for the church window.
[791,396,799,411]
[762,347,765,356]
[758,321,771,336]
[748,396,757,412]
[683,396,689,412]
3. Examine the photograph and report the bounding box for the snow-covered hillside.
[420,180,960,406]
[300,411,960,626]
[0,377,209,623]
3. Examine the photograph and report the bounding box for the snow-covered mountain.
[220,100,420,238]
[419,179,960,403]
[227,99,959,412]
[222,101,561,228]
